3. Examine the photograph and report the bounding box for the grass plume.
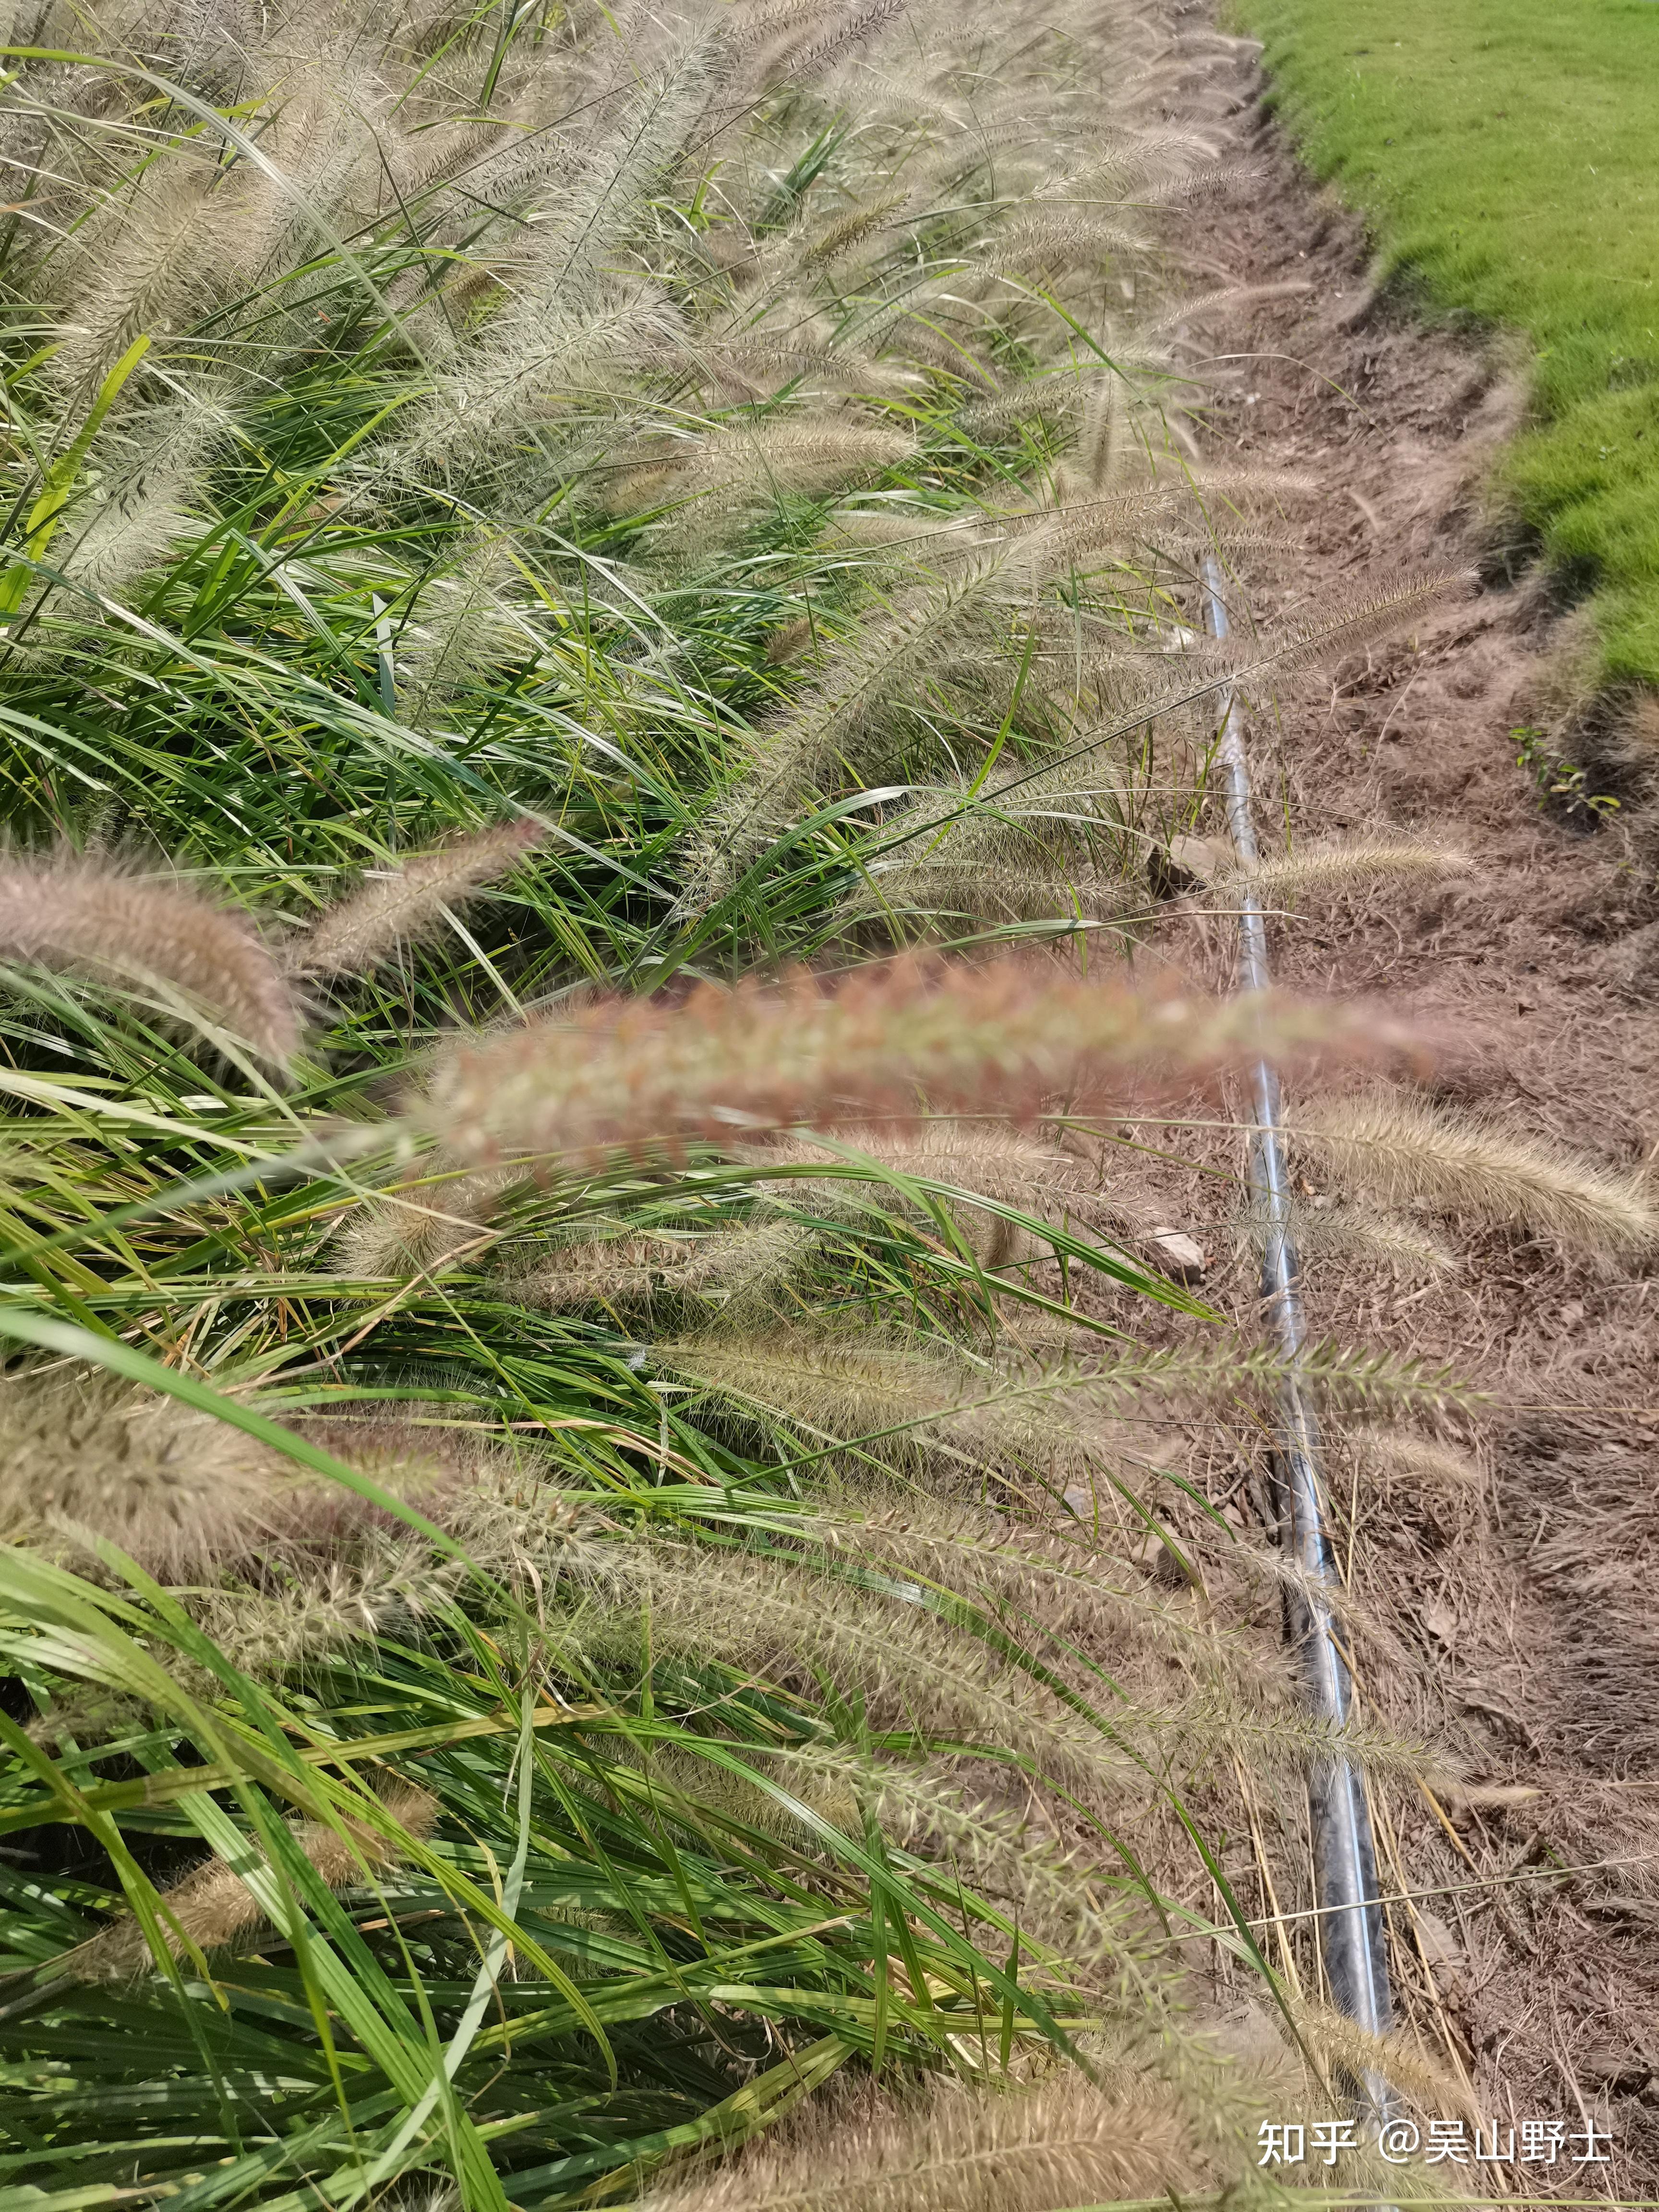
[1206,840,1474,901]
[1294,1088,1659,1256]
[329,1164,532,1277]
[683,555,1011,905]
[635,2068,1204,2212]
[0,853,299,1061]
[287,819,545,977]
[418,958,1378,1166]
[1243,569,1473,679]
[72,1786,440,1983]
[656,1327,1107,1484]
[745,1122,1133,1262]
[0,1369,286,1579]
[507,1220,813,1321]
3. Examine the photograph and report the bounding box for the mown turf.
[1240,0,1659,685]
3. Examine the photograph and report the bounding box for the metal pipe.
[1201,559,1395,2079]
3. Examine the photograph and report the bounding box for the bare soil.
[1183,39,1659,2188]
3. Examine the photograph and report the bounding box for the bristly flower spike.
[285,818,544,978]
[0,852,299,1063]
[419,955,1401,1167]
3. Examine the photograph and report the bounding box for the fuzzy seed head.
[1210,841,1474,902]
[683,556,1011,902]
[0,854,299,1062]
[1346,1425,1483,1499]
[288,819,544,977]
[1296,1089,1659,1257]
[1256,570,1474,680]
[746,1121,1130,1263]
[0,1369,287,1579]
[507,1219,812,1321]
[659,1327,1120,1487]
[74,1786,439,1983]
[330,1163,530,1279]
[636,2069,1202,2212]
[418,958,1378,1168]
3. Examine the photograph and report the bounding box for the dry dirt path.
[1184,27,1659,2186]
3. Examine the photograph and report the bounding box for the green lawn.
[1240,0,1659,685]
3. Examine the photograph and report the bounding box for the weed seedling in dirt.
[1513,723,1622,828]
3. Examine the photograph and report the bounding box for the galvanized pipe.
[1201,559,1395,2076]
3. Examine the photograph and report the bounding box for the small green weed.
[1512,722,1621,825]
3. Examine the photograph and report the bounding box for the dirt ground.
[1172,27,1659,2192]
